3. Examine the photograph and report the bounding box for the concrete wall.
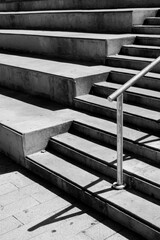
[0,0,160,11]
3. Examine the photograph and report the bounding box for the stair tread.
[134,25,160,28]
[123,44,160,50]
[75,94,160,121]
[51,131,160,185]
[0,29,132,40]
[0,53,107,79]
[146,17,160,19]
[94,81,160,99]
[109,66,160,79]
[0,9,152,14]
[76,116,160,150]
[108,54,155,62]
[136,35,160,39]
[27,150,160,230]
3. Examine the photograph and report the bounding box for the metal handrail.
[108,56,160,190]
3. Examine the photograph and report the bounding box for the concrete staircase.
[0,1,160,239]
[133,10,160,34]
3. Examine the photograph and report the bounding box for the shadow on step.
[0,87,66,111]
[0,152,145,240]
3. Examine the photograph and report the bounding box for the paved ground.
[0,153,143,240]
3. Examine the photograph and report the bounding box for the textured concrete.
[0,1,159,239]
[0,87,159,163]
[50,128,160,194]
[0,0,160,11]
[0,153,143,240]
[0,53,110,105]
[92,81,160,110]
[0,9,157,33]
[26,150,160,239]
[0,31,135,63]
[121,44,160,58]
[75,94,160,133]
[106,54,160,73]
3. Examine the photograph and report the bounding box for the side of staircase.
[0,1,159,239]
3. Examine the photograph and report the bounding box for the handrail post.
[112,94,126,190]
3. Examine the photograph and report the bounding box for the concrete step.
[49,127,160,200]
[0,86,159,165]
[0,9,157,34]
[0,30,135,64]
[0,9,150,34]
[133,25,160,34]
[1,0,160,11]
[0,53,110,105]
[74,94,160,134]
[144,17,160,25]
[68,117,160,165]
[106,54,160,73]
[91,81,160,110]
[26,150,160,240]
[108,68,160,91]
[135,35,160,46]
[121,44,160,58]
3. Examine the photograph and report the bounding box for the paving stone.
[0,205,83,240]
[0,172,34,188]
[69,232,93,240]
[84,220,122,240]
[0,197,39,221]
[0,182,56,206]
[31,190,58,203]
[0,216,22,236]
[105,228,143,240]
[26,211,97,240]
[0,154,143,240]
[14,196,71,225]
[0,183,18,196]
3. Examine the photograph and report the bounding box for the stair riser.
[121,46,160,58]
[72,122,160,164]
[1,0,160,11]
[92,85,160,111]
[0,12,133,34]
[106,58,160,74]
[133,27,160,35]
[144,18,160,25]
[0,33,106,63]
[74,100,159,135]
[25,157,160,240]
[109,71,160,91]
[135,37,160,47]
[49,140,160,200]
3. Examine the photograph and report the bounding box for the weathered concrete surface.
[106,54,160,74]
[0,9,157,33]
[0,0,160,11]
[0,31,135,63]
[0,53,110,105]
[75,94,160,133]
[0,88,75,163]
[50,127,160,200]
[0,87,159,177]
